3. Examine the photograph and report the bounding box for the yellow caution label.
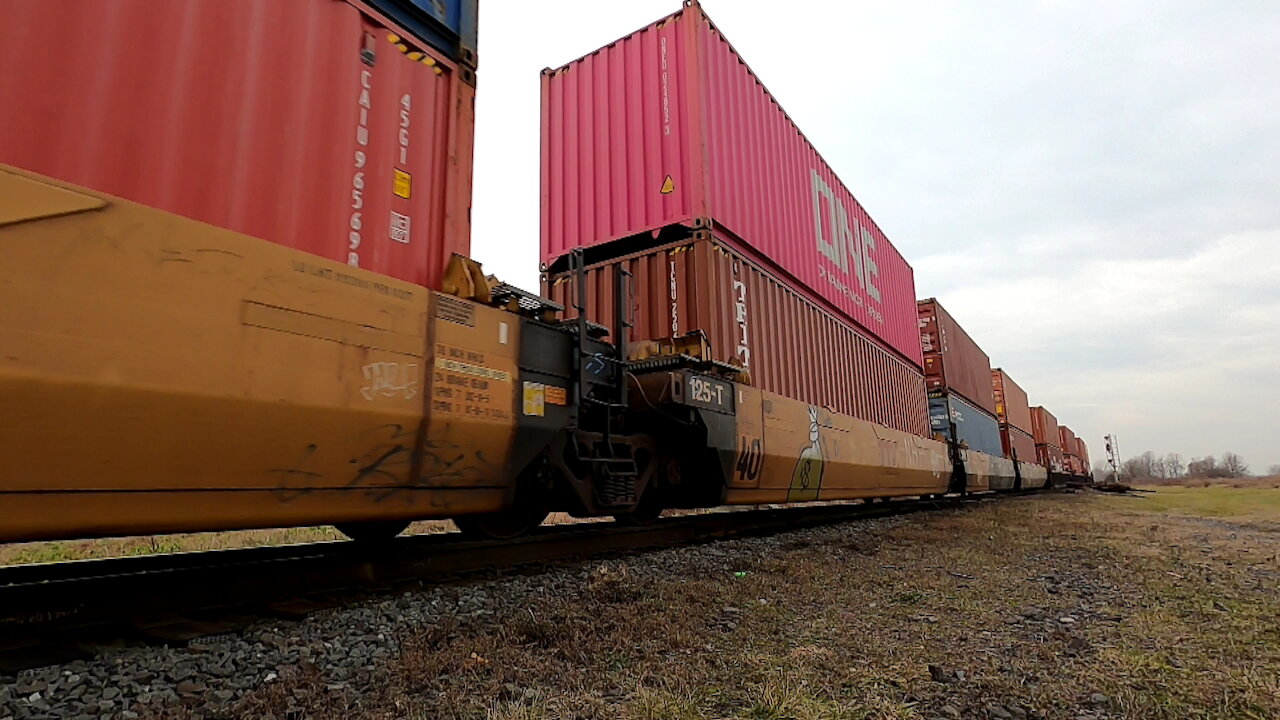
[522,381,546,417]
[660,175,675,194]
[393,169,412,199]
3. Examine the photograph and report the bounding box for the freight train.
[0,0,1089,547]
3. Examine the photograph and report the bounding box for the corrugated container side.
[927,392,1003,458]
[0,0,474,291]
[917,299,997,415]
[991,368,1034,434]
[1075,438,1091,469]
[1000,424,1037,464]
[1036,443,1065,473]
[540,3,922,367]
[1064,454,1083,475]
[1030,407,1061,448]
[1058,426,1078,455]
[544,234,929,437]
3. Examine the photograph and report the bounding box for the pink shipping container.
[1030,407,1061,449]
[544,233,929,437]
[0,0,475,290]
[917,299,997,415]
[991,369,1034,435]
[540,2,921,367]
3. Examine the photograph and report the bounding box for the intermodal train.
[0,0,1088,546]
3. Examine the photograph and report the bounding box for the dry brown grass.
[207,489,1280,719]
[1136,475,1280,489]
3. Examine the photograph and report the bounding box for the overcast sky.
[470,0,1280,473]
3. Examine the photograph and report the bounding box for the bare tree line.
[1093,451,1264,482]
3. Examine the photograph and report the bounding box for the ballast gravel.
[0,516,905,720]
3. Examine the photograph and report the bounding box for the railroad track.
[0,490,1053,672]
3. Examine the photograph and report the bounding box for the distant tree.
[1121,453,1155,481]
[1164,453,1185,478]
[1220,452,1249,478]
[1152,453,1170,479]
[1187,456,1217,478]
[1268,464,1280,477]
[1124,451,1159,480]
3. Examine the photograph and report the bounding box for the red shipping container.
[1031,407,1061,448]
[1036,443,1065,474]
[540,2,921,367]
[1000,424,1037,465]
[917,299,997,415]
[991,369,1034,435]
[1075,438,1091,469]
[0,0,475,290]
[544,233,929,437]
[1058,426,1078,457]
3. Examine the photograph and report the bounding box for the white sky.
[470,0,1280,473]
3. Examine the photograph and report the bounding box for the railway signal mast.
[1104,434,1120,484]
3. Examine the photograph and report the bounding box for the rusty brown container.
[1075,438,1091,469]
[1058,426,1078,455]
[990,368,1033,434]
[1000,424,1037,464]
[1030,407,1060,448]
[1036,443,1065,474]
[544,233,929,437]
[1064,454,1083,475]
[917,299,996,416]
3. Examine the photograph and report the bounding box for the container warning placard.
[522,382,546,417]
[545,385,567,406]
[393,169,412,199]
[389,211,411,244]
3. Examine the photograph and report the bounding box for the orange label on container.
[660,175,674,194]
[545,386,567,405]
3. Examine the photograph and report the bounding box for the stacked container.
[0,0,477,292]
[1059,426,1082,475]
[917,300,1002,457]
[540,2,928,437]
[991,369,1036,464]
[547,236,927,435]
[1031,407,1065,473]
[1075,438,1091,476]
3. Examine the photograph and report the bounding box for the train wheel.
[452,506,549,540]
[453,467,550,540]
[612,485,664,526]
[336,520,410,543]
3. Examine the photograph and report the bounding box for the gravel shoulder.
[4,489,1278,720]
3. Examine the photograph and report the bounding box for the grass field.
[1123,484,1280,519]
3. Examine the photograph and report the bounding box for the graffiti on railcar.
[268,443,324,502]
[360,361,419,400]
[787,406,826,502]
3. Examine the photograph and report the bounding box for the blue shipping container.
[929,392,1004,458]
[367,0,478,67]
